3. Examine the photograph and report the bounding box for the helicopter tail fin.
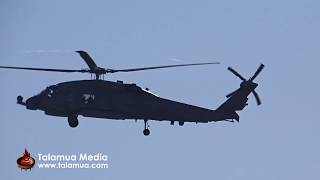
[215,80,257,122]
[214,64,264,122]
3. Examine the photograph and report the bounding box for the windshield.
[40,85,57,97]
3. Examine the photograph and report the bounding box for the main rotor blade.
[106,62,220,73]
[252,90,262,105]
[0,66,88,73]
[227,67,246,81]
[76,50,99,70]
[250,64,264,81]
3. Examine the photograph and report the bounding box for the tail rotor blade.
[250,64,264,81]
[227,67,246,81]
[252,90,262,105]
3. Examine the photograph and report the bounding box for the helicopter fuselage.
[24,80,228,123]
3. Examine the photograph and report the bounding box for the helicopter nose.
[26,95,41,110]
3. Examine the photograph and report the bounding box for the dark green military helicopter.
[0,51,264,136]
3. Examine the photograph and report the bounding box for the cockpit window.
[40,85,57,97]
[47,88,54,97]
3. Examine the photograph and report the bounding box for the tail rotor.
[226,64,264,106]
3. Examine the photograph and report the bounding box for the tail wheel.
[68,114,79,128]
[143,129,150,136]
[143,120,150,136]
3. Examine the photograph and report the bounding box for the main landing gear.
[143,120,150,136]
[68,114,79,128]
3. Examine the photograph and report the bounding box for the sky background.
[1,0,319,179]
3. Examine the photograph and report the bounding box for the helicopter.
[0,51,264,136]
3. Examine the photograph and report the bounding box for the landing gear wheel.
[68,115,79,128]
[143,119,150,136]
[143,129,150,136]
[178,121,184,126]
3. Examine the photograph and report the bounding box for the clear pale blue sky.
[1,0,319,179]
